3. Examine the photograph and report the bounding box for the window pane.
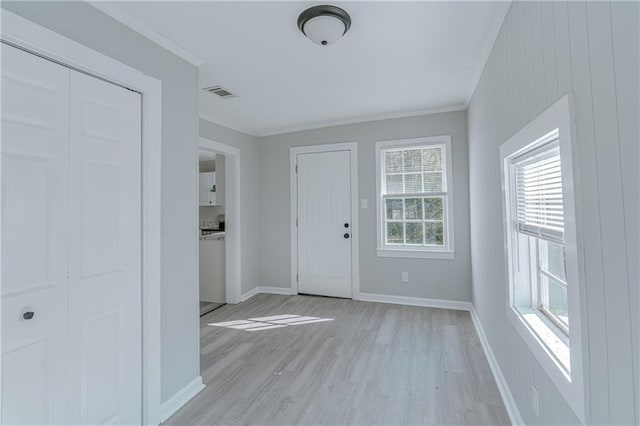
[423,172,443,192]
[539,240,566,281]
[385,151,403,173]
[425,222,444,245]
[424,197,443,220]
[403,149,422,172]
[422,147,442,171]
[405,222,424,244]
[386,174,403,194]
[404,198,423,220]
[541,274,569,329]
[386,223,404,244]
[385,199,403,220]
[404,174,422,193]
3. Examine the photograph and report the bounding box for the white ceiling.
[93,1,509,136]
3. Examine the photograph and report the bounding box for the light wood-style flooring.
[166,294,509,425]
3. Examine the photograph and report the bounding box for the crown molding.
[88,1,205,67]
[198,103,467,140]
[257,104,467,138]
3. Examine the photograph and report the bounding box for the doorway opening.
[197,137,242,311]
[198,149,226,315]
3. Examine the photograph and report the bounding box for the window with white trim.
[513,140,569,334]
[500,96,584,422]
[375,137,454,259]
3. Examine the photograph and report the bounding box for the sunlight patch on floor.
[208,314,334,331]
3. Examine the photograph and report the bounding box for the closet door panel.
[1,44,70,425]
[68,70,142,425]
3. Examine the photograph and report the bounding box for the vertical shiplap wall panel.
[517,2,527,128]
[566,2,609,422]
[541,1,559,104]
[467,1,638,424]
[553,1,572,98]
[531,1,546,114]
[502,11,512,139]
[524,1,536,121]
[586,2,635,423]
[610,2,640,421]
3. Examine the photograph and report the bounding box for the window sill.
[515,307,570,375]
[376,248,455,260]
[507,304,585,422]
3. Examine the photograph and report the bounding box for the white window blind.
[383,146,444,195]
[513,139,564,244]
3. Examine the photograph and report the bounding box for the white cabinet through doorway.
[199,171,217,206]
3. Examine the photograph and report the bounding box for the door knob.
[344,233,350,239]
[22,311,34,320]
[344,223,349,228]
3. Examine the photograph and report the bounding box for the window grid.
[382,144,447,248]
[535,240,569,335]
[384,196,446,246]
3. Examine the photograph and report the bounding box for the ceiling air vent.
[203,85,236,99]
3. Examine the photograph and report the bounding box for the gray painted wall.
[200,119,260,295]
[258,112,472,302]
[467,1,638,424]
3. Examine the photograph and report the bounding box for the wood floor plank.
[165,294,510,425]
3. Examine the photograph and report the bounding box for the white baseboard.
[257,286,295,296]
[160,376,205,423]
[240,287,260,302]
[240,286,294,302]
[358,292,472,311]
[470,307,524,425]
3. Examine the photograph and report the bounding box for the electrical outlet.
[401,272,409,282]
[531,385,539,418]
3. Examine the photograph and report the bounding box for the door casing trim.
[1,11,162,425]
[289,142,360,300]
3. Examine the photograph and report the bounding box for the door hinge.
[296,218,298,227]
[295,164,298,173]
[296,273,299,282]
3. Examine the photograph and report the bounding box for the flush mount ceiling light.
[297,5,351,46]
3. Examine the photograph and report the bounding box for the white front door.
[296,150,352,298]
[1,44,142,425]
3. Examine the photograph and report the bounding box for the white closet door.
[297,150,352,298]
[1,44,70,425]
[67,71,142,424]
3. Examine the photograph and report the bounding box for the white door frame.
[1,11,162,425]
[290,142,360,299]
[197,137,242,305]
